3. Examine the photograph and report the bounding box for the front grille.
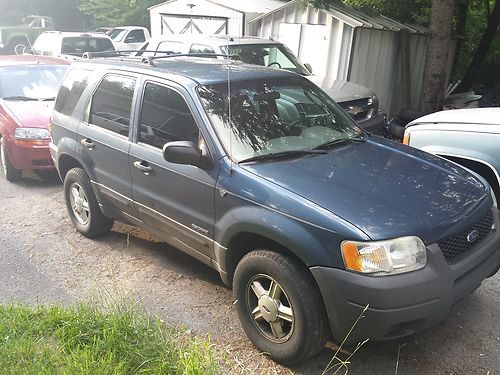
[338,98,372,121]
[438,211,494,263]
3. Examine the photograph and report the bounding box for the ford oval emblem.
[466,230,480,243]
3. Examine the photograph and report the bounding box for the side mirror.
[304,63,313,73]
[163,141,210,169]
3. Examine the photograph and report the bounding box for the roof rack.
[81,50,241,67]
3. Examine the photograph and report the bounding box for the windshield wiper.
[2,96,40,101]
[239,149,327,164]
[40,97,56,101]
[313,135,366,150]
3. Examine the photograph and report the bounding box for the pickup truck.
[0,15,54,55]
[107,26,150,51]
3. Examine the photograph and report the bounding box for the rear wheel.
[1,139,22,182]
[233,250,328,364]
[63,167,113,237]
[8,37,29,55]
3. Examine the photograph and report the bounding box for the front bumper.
[311,208,500,344]
[4,137,54,170]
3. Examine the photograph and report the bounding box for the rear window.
[54,69,91,116]
[61,37,115,56]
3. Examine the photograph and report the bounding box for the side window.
[155,41,182,56]
[126,29,146,43]
[54,69,91,116]
[189,44,216,56]
[89,75,136,136]
[139,82,198,149]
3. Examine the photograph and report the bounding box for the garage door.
[161,14,228,35]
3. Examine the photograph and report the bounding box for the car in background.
[404,108,500,204]
[135,35,386,134]
[0,55,69,181]
[108,26,150,51]
[32,31,115,60]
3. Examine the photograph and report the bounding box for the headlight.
[15,127,51,140]
[341,236,427,276]
[367,94,379,109]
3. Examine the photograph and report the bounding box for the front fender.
[215,204,353,272]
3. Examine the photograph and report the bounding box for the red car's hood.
[3,100,54,129]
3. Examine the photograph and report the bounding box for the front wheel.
[233,250,329,364]
[1,139,22,182]
[63,167,113,237]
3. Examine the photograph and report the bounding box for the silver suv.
[136,35,385,134]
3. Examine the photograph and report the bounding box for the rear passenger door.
[77,73,138,218]
[129,79,219,264]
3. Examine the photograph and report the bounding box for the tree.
[420,0,456,112]
[79,0,161,27]
[457,0,500,91]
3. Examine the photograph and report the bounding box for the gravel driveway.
[1,172,498,374]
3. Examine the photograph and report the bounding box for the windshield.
[224,44,311,76]
[0,65,67,100]
[108,28,127,41]
[198,76,362,162]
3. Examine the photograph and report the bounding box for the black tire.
[63,167,113,238]
[7,37,30,55]
[233,250,329,365]
[1,139,22,182]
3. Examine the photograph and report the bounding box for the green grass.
[0,304,220,375]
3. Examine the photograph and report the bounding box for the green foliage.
[78,0,161,28]
[0,303,220,374]
[453,0,500,91]
[348,0,431,23]
[304,0,431,23]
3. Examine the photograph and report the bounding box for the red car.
[0,55,69,181]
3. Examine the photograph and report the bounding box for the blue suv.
[49,56,500,365]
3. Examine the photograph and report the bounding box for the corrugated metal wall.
[250,2,440,116]
[348,28,429,114]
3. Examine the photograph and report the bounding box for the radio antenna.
[226,56,233,174]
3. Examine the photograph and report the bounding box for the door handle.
[80,138,95,149]
[133,160,153,174]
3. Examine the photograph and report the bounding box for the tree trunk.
[420,0,456,113]
[450,0,470,80]
[457,0,500,91]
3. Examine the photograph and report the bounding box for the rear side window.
[89,75,136,136]
[54,69,91,116]
[189,44,216,56]
[139,82,198,149]
[61,37,115,55]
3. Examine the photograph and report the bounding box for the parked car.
[0,15,54,55]
[50,56,499,365]
[404,108,500,203]
[32,31,115,60]
[0,55,69,181]
[108,26,150,51]
[135,35,386,134]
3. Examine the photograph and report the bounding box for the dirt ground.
[0,171,499,374]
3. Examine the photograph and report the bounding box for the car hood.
[241,137,490,244]
[307,76,374,103]
[3,100,53,129]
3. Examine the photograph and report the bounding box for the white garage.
[148,0,285,37]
